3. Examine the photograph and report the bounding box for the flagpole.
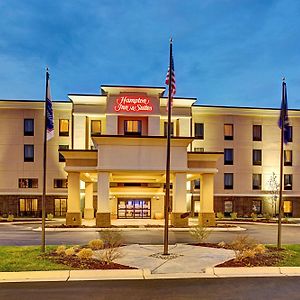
[41,68,49,253]
[163,38,173,255]
[277,78,285,249]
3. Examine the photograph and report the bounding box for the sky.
[0,0,300,108]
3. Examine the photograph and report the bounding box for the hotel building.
[0,84,298,226]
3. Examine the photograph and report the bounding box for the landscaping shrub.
[218,241,226,248]
[47,213,54,220]
[77,248,93,260]
[250,212,257,221]
[56,245,66,255]
[7,214,14,222]
[88,239,104,250]
[65,247,75,256]
[189,225,211,243]
[254,244,266,255]
[264,213,272,222]
[216,212,224,220]
[230,235,258,260]
[230,212,237,220]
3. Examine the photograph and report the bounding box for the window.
[54,179,68,188]
[252,174,262,190]
[24,119,34,136]
[194,179,200,189]
[58,145,69,162]
[224,200,233,215]
[284,200,292,215]
[224,124,233,140]
[224,148,233,165]
[252,200,262,213]
[24,144,34,162]
[164,122,174,136]
[91,120,101,136]
[194,147,204,152]
[124,120,142,136]
[287,126,293,143]
[195,123,204,139]
[54,198,67,217]
[253,149,262,166]
[19,178,38,188]
[284,150,293,166]
[224,173,233,189]
[284,174,293,190]
[253,125,262,141]
[59,119,69,136]
[19,198,38,217]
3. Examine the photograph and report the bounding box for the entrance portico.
[61,138,222,227]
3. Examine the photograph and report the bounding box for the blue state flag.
[46,71,54,141]
[278,80,289,144]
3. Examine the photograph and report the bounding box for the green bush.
[7,214,14,222]
[47,213,54,220]
[56,245,66,255]
[230,212,237,220]
[88,239,104,250]
[250,212,257,221]
[216,212,224,220]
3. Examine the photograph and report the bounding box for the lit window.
[54,198,67,217]
[252,174,262,190]
[224,148,233,165]
[284,174,293,190]
[284,200,292,214]
[253,125,262,141]
[194,147,204,152]
[19,198,38,216]
[24,144,34,162]
[164,122,174,136]
[124,120,142,136]
[284,150,292,166]
[59,119,69,136]
[224,173,233,189]
[91,120,101,136]
[19,178,38,188]
[195,123,204,139]
[58,145,69,162]
[54,179,68,188]
[224,124,233,140]
[24,119,34,136]
[253,149,262,166]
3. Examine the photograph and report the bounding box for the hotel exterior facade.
[0,84,299,226]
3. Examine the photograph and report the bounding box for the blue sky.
[0,0,299,108]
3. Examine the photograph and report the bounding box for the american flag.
[46,70,54,141]
[278,79,290,144]
[165,53,176,98]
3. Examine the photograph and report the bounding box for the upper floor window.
[194,147,204,152]
[54,179,68,188]
[284,150,293,166]
[224,173,233,189]
[284,174,293,190]
[91,120,101,136]
[19,178,38,188]
[224,148,233,165]
[224,124,233,140]
[24,144,34,162]
[58,145,69,162]
[24,119,34,136]
[194,179,200,189]
[252,174,262,190]
[124,120,142,136]
[164,122,174,137]
[195,123,204,139]
[253,125,262,141]
[287,126,293,143]
[59,119,69,136]
[253,149,262,166]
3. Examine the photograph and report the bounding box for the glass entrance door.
[117,199,151,219]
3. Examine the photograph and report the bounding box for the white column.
[97,172,110,213]
[173,172,187,212]
[84,182,94,219]
[200,174,214,212]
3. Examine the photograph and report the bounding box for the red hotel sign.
[113,96,153,113]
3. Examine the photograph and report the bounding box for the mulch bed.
[45,252,136,270]
[193,243,287,267]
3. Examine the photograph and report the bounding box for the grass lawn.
[277,245,300,267]
[0,246,73,272]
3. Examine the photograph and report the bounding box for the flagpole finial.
[46,66,49,73]
[170,37,173,44]
[282,76,285,82]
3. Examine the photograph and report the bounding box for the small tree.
[267,172,279,217]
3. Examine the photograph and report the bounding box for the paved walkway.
[105,244,235,274]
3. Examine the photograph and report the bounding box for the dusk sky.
[0,0,300,108]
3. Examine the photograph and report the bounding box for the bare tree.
[267,172,280,217]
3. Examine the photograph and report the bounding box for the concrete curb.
[2,267,300,283]
[32,226,246,232]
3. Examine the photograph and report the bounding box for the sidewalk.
[1,243,300,283]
